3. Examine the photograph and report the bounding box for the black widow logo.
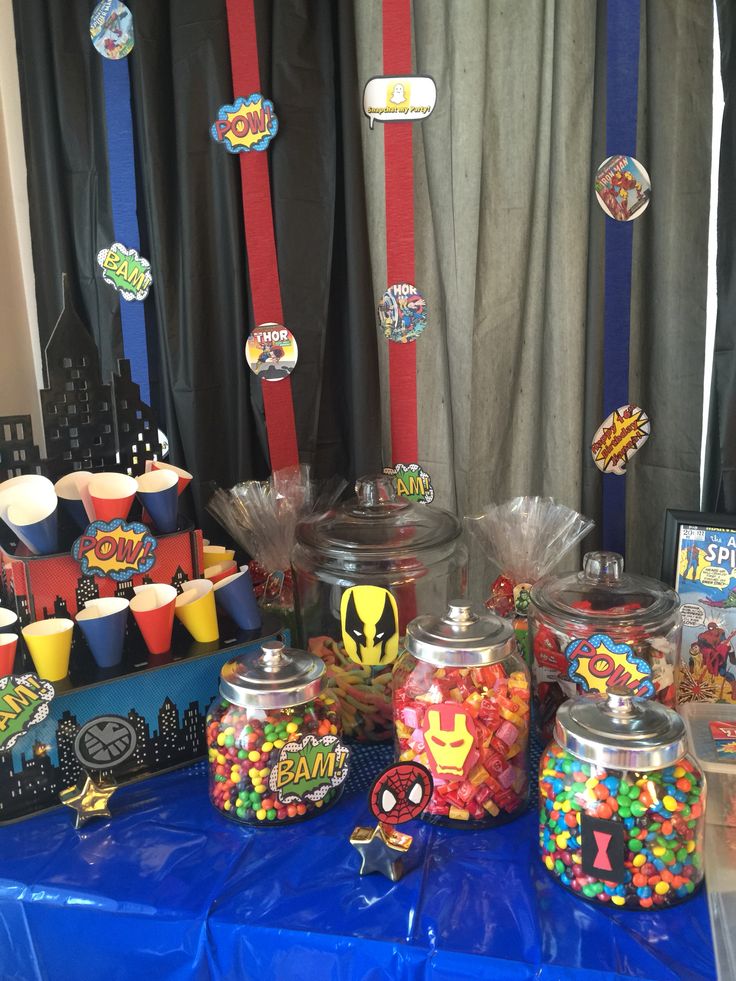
[368,761,433,825]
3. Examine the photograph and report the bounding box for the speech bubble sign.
[681,603,706,627]
[363,75,437,129]
[700,566,731,589]
[591,404,650,475]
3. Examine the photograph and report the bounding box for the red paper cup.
[88,473,138,523]
[204,561,238,585]
[129,584,177,656]
[0,633,18,675]
[150,461,192,496]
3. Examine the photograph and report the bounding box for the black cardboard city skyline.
[0,275,162,482]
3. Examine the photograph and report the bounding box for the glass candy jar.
[393,602,530,827]
[292,475,466,742]
[539,689,706,908]
[207,640,348,825]
[529,551,681,742]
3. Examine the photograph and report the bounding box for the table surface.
[0,746,717,981]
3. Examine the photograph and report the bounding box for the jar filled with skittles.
[207,640,349,825]
[529,551,681,742]
[393,601,530,827]
[539,688,706,908]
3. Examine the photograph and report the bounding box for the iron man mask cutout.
[369,762,433,825]
[340,585,399,666]
[422,703,476,778]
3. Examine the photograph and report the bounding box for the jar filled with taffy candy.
[207,640,349,825]
[529,551,681,742]
[393,601,530,827]
[292,475,466,742]
[539,688,706,908]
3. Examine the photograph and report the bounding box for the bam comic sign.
[73,519,157,582]
[0,675,55,752]
[97,243,152,301]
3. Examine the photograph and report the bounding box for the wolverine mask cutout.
[340,586,399,666]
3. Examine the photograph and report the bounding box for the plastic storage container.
[682,703,736,981]
[292,475,466,742]
[539,689,706,909]
[529,551,680,741]
[206,640,348,825]
[393,601,530,827]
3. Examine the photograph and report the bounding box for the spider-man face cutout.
[369,762,433,825]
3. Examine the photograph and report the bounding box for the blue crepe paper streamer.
[601,0,641,556]
[101,55,150,404]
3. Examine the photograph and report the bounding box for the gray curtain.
[355,0,712,596]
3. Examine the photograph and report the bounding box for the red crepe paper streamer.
[383,0,418,465]
[224,0,299,472]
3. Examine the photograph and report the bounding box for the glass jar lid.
[295,474,461,562]
[405,601,516,667]
[219,640,324,709]
[530,551,679,633]
[555,688,687,770]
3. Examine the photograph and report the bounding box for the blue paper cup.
[76,597,130,669]
[55,471,93,530]
[4,498,59,555]
[0,476,55,534]
[213,569,261,631]
[136,469,178,534]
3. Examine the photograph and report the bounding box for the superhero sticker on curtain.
[90,0,134,59]
[97,244,152,301]
[383,464,434,503]
[210,95,278,153]
[595,155,651,221]
[369,761,433,824]
[340,586,399,667]
[362,75,437,129]
[378,284,427,343]
[245,324,298,381]
[591,404,650,474]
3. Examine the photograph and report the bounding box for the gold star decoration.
[59,773,118,829]
[349,823,413,882]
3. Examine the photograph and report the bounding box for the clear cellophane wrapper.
[465,497,594,662]
[206,466,346,633]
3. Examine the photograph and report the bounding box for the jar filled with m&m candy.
[529,551,681,742]
[393,601,530,827]
[539,688,706,909]
[207,640,349,826]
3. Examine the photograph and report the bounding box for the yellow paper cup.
[22,618,74,682]
[175,579,219,643]
[202,545,236,570]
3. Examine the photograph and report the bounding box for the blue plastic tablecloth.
[0,747,716,981]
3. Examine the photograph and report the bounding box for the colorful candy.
[207,695,344,825]
[308,636,394,742]
[539,741,705,908]
[393,657,531,826]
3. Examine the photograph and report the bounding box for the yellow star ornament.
[349,824,413,882]
[60,773,117,829]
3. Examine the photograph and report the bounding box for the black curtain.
[12,0,381,522]
[705,1,736,512]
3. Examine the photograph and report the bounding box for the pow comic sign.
[340,586,399,667]
[369,762,433,825]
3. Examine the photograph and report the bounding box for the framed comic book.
[662,510,736,705]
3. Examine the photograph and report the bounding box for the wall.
[0,0,43,446]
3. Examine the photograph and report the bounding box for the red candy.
[393,657,530,826]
